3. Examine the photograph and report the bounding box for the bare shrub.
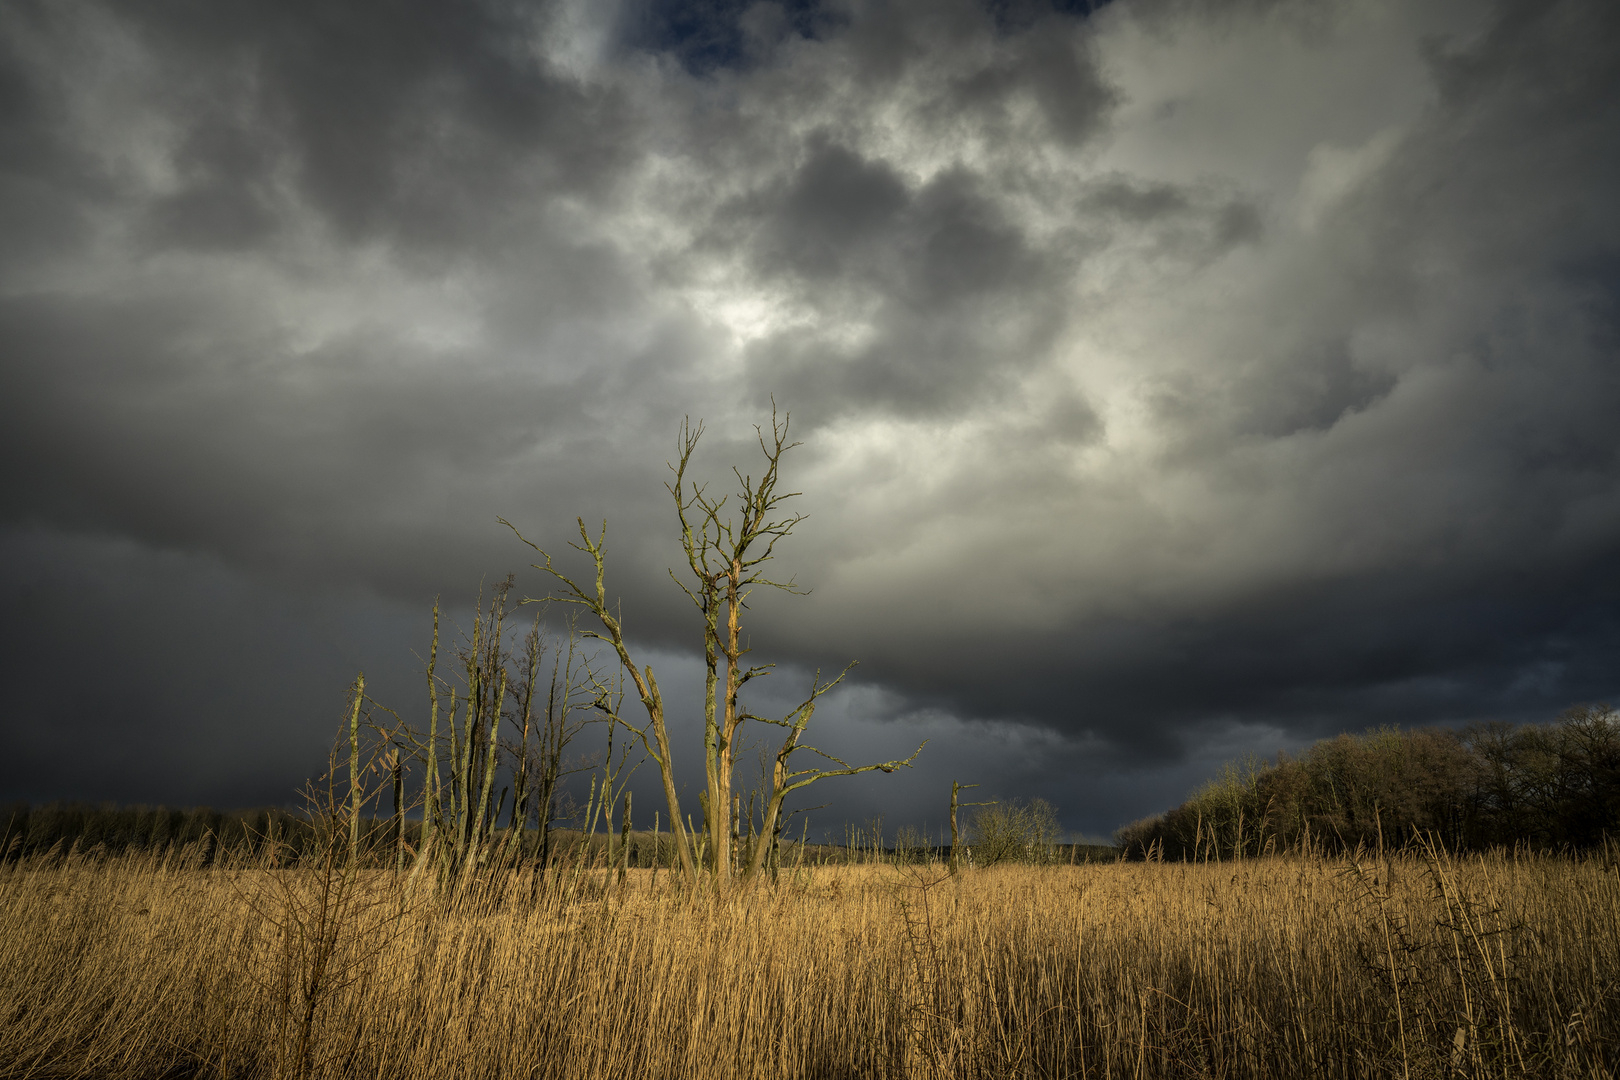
[969,797,1063,867]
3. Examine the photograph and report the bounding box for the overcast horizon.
[3,0,1618,841]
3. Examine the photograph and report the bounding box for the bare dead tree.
[948,782,996,875]
[496,612,546,866]
[664,410,802,885]
[745,668,924,879]
[345,674,364,865]
[502,404,924,888]
[497,515,697,882]
[584,672,645,876]
[376,584,597,883]
[462,579,513,870]
[525,620,594,870]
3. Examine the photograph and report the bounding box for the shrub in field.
[969,797,1063,866]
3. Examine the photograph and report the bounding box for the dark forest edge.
[0,800,1117,867]
[8,705,1615,866]
[1115,705,1620,860]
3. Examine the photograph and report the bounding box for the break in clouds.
[1,0,1617,837]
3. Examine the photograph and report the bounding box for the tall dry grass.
[2,843,1615,1079]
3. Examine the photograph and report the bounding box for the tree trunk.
[391,750,404,873]
[347,674,364,865]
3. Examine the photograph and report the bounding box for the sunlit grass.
[1,845,1615,1078]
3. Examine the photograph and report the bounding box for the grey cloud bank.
[1,0,1617,837]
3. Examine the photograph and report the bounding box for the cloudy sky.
[2,0,1617,840]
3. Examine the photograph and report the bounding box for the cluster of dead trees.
[1116,706,1620,859]
[3,413,921,879]
[323,408,923,887]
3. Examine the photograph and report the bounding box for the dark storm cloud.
[131,0,633,247]
[745,139,912,281]
[737,147,1050,303]
[1,0,1617,836]
[145,118,281,251]
[869,559,1620,751]
[0,0,711,583]
[721,145,1067,416]
[739,0,1620,775]
[0,527,428,809]
[1078,174,1262,269]
[1,0,633,262]
[943,15,1114,145]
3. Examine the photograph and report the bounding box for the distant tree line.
[1116,705,1620,859]
[0,802,324,862]
[21,705,1613,867]
[0,801,684,869]
[0,799,1127,871]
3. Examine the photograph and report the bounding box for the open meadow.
[2,844,1616,1079]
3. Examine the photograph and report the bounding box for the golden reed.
[1,843,1615,1078]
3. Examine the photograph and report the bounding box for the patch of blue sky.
[621,0,1114,77]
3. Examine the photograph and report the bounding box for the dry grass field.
[2,844,1616,1079]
